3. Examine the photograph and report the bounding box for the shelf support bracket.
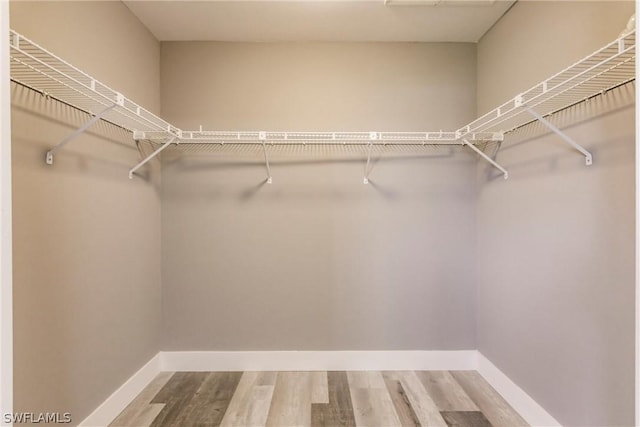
[364,132,378,184]
[364,143,374,184]
[129,137,176,179]
[261,134,272,184]
[462,139,509,180]
[525,107,593,166]
[46,103,116,165]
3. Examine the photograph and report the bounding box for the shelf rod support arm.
[129,137,176,179]
[363,132,378,184]
[524,107,592,166]
[364,142,373,184]
[261,139,272,184]
[462,139,509,180]
[46,103,116,165]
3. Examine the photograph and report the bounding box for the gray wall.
[10,2,162,424]
[476,2,635,426]
[9,2,636,424]
[160,42,479,350]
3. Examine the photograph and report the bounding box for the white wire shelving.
[8,27,636,182]
[9,30,180,140]
[166,130,499,145]
[457,29,636,168]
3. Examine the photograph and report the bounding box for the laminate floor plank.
[172,371,243,427]
[220,372,276,427]
[450,371,528,427]
[110,372,173,427]
[346,371,387,389]
[348,371,401,427]
[257,371,278,386]
[247,386,276,426]
[112,370,528,427]
[150,372,209,427]
[266,371,313,427]
[440,411,493,427]
[311,372,329,404]
[416,371,479,412]
[384,371,446,427]
[129,404,167,427]
[349,388,402,427]
[311,371,356,427]
[382,378,420,427]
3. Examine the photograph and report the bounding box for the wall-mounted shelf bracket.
[260,132,272,184]
[129,137,177,179]
[524,107,593,166]
[45,103,116,165]
[363,132,377,184]
[462,139,508,180]
[11,27,630,179]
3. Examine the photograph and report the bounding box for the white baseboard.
[79,350,560,427]
[477,352,561,427]
[160,350,478,372]
[78,353,161,427]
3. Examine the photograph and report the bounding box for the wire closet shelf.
[8,29,499,147]
[9,30,180,139]
[8,28,636,179]
[457,30,636,139]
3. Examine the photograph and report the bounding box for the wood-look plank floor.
[110,371,528,427]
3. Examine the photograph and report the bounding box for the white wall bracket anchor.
[524,107,593,166]
[45,103,116,165]
[128,137,177,179]
[462,139,509,180]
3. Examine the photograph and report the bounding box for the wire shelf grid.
[458,30,636,137]
[9,30,178,140]
[7,27,636,179]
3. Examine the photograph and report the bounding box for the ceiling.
[123,0,517,43]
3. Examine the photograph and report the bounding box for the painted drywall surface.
[476,1,635,426]
[1,0,14,422]
[160,42,478,350]
[10,1,162,425]
[160,42,474,132]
